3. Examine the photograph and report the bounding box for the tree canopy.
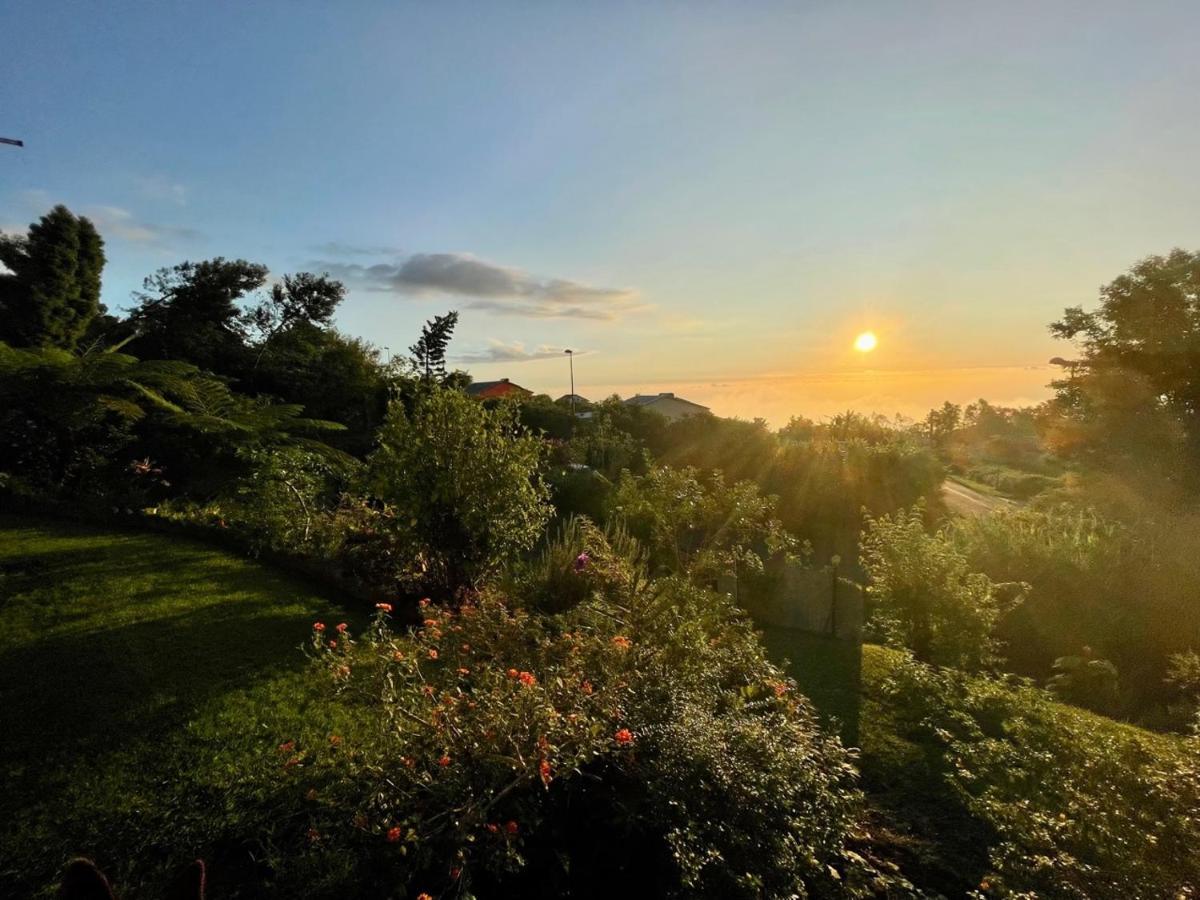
[0,205,105,349]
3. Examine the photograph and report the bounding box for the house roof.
[465,378,532,398]
[624,392,709,412]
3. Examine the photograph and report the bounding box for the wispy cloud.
[87,206,203,244]
[133,174,188,206]
[308,251,641,321]
[453,339,589,364]
[5,190,201,246]
[311,240,403,257]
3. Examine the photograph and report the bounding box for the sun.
[854,331,878,353]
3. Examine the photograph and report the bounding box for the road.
[941,479,1014,517]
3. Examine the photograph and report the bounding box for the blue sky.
[4,1,1199,420]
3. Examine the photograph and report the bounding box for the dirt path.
[941,479,1015,517]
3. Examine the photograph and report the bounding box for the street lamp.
[564,349,575,422]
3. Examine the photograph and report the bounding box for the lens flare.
[854,331,877,353]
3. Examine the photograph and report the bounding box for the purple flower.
[573,551,590,572]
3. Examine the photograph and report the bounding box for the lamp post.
[564,349,575,427]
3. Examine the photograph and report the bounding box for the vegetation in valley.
[2,203,1200,897]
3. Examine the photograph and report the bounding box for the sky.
[3,1,1199,424]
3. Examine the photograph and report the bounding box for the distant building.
[556,393,592,408]
[466,378,533,400]
[624,392,710,422]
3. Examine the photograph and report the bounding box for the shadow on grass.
[0,518,343,821]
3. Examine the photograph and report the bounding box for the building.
[555,393,592,408]
[465,378,533,400]
[624,392,710,422]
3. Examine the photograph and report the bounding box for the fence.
[719,559,864,744]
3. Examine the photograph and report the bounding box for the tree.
[0,205,105,349]
[1046,249,1200,493]
[921,401,961,454]
[243,272,345,355]
[249,323,392,455]
[125,258,268,374]
[363,387,551,597]
[861,504,1015,670]
[408,311,458,383]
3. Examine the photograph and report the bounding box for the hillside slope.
[858,644,1199,898]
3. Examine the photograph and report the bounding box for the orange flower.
[614,727,634,746]
[375,602,393,613]
[505,820,519,835]
[485,823,499,834]
[438,753,451,767]
[312,622,326,632]
[335,622,348,633]
[329,734,342,746]
[461,643,471,653]
[423,618,439,627]
[611,635,632,649]
[507,668,519,678]
[278,740,295,753]
[580,680,593,695]
[539,758,553,786]
[386,826,402,843]
[518,671,537,686]
[393,650,405,662]
[771,681,787,698]
[457,667,471,676]
[417,894,432,900]
[427,648,439,660]
[419,597,431,608]
[328,640,337,650]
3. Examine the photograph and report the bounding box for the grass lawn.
[0,515,348,898]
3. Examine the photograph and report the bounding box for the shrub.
[862,505,1017,670]
[612,465,795,583]
[269,578,863,898]
[1045,649,1119,714]
[876,652,1200,898]
[513,515,646,614]
[228,446,357,555]
[362,388,552,599]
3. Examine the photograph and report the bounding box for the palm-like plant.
[0,340,346,494]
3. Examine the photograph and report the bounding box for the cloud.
[0,192,201,247]
[311,240,403,257]
[307,251,641,321]
[134,174,188,206]
[453,339,589,364]
[86,206,203,244]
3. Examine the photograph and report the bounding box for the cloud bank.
[309,251,640,320]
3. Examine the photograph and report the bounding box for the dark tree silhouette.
[409,311,459,383]
[0,205,105,349]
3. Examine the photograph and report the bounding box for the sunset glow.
[854,331,878,353]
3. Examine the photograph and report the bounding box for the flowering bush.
[273,576,862,897]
